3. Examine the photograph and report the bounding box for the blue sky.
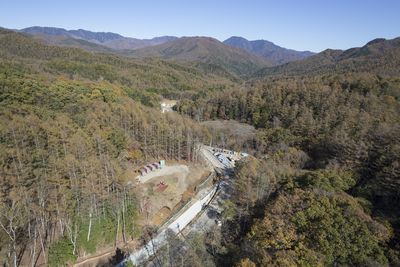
[1,0,399,52]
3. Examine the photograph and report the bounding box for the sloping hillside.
[128,36,272,77]
[224,36,314,64]
[254,37,400,77]
[20,26,178,50]
[26,32,116,53]
[0,28,239,100]
[0,29,215,267]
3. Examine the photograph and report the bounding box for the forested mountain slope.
[255,37,400,77]
[20,26,178,50]
[175,41,400,265]
[129,36,272,77]
[224,36,315,64]
[21,31,118,53]
[2,25,400,267]
[18,27,278,78]
[0,28,239,100]
[0,28,230,266]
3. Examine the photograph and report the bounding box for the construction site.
[128,159,212,227]
[74,145,246,266]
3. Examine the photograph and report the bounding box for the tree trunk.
[87,212,92,242]
[122,192,126,243]
[115,211,120,247]
[31,228,37,267]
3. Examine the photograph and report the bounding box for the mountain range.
[13,26,400,79]
[255,37,400,77]
[18,26,315,67]
[127,36,272,77]
[20,26,178,51]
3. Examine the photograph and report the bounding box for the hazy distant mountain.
[20,26,178,50]
[254,37,400,77]
[21,31,115,53]
[223,36,315,65]
[129,36,273,77]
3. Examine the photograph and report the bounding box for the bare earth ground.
[132,164,209,227]
[138,165,189,183]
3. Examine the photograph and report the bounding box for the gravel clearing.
[138,165,189,183]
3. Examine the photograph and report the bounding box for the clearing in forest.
[131,164,210,227]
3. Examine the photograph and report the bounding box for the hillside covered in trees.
[1,26,400,267]
[254,37,400,78]
[0,28,232,266]
[175,56,400,265]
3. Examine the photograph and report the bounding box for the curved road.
[125,186,217,265]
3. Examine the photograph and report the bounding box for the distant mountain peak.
[69,29,123,43]
[21,26,70,36]
[129,36,272,77]
[19,26,178,51]
[223,36,315,65]
[366,38,386,46]
[254,36,400,78]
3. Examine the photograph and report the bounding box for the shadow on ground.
[96,248,127,267]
